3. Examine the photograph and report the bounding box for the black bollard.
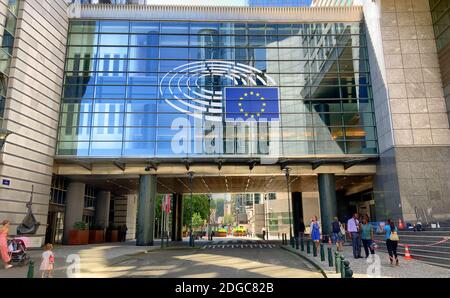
[313,243,317,257]
[340,256,346,278]
[307,239,311,254]
[343,260,353,278]
[27,260,34,278]
[328,247,333,267]
[295,237,299,250]
[320,243,325,262]
[300,236,304,251]
[335,252,340,273]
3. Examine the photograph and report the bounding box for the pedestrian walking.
[347,213,362,259]
[361,216,375,258]
[262,227,266,240]
[331,217,344,251]
[0,219,12,269]
[310,216,321,251]
[40,243,55,278]
[385,219,399,266]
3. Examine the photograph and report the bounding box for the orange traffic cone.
[404,245,413,260]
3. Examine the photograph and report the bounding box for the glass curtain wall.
[0,0,20,123]
[57,21,377,157]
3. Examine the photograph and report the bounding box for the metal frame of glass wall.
[57,20,377,158]
[0,0,19,124]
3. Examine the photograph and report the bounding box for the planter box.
[233,232,247,237]
[106,230,119,242]
[68,230,89,245]
[216,232,227,237]
[89,230,105,244]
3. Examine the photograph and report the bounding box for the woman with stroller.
[0,219,12,269]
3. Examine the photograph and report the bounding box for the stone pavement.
[0,240,200,278]
[282,242,450,278]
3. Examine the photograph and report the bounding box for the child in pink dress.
[0,220,12,269]
[40,244,54,278]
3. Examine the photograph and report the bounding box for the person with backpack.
[331,217,344,251]
[384,219,399,266]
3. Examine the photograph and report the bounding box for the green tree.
[183,194,210,226]
[192,212,204,229]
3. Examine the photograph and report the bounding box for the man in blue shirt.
[347,213,361,259]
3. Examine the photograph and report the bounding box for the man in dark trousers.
[347,213,361,259]
[298,220,306,239]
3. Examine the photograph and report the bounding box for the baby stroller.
[7,238,30,266]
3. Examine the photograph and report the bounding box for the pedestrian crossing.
[201,241,277,249]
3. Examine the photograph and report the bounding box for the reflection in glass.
[58,20,378,157]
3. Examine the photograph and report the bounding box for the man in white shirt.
[347,213,361,258]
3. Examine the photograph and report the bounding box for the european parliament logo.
[225,87,280,122]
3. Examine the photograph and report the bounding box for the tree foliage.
[192,212,204,229]
[183,194,210,226]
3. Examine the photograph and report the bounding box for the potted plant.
[68,221,89,245]
[216,228,227,237]
[106,224,119,242]
[89,224,105,244]
[233,227,247,237]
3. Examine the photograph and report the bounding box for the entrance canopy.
[54,157,376,195]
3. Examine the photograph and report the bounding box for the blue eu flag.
[225,87,280,121]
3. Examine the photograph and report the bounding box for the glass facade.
[57,20,377,158]
[430,0,450,51]
[0,0,19,123]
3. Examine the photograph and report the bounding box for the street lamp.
[0,128,12,151]
[188,171,194,247]
[284,167,294,247]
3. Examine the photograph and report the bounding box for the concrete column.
[292,192,303,238]
[95,191,110,228]
[126,194,137,240]
[318,174,337,236]
[137,175,157,246]
[63,182,85,244]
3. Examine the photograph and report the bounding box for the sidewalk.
[0,240,198,278]
[282,242,450,278]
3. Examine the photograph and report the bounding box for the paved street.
[107,245,323,278]
[0,238,323,278]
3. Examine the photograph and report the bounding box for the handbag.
[49,254,55,264]
[390,231,399,241]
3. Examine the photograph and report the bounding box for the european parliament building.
[0,0,449,246]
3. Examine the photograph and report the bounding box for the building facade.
[0,0,448,247]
